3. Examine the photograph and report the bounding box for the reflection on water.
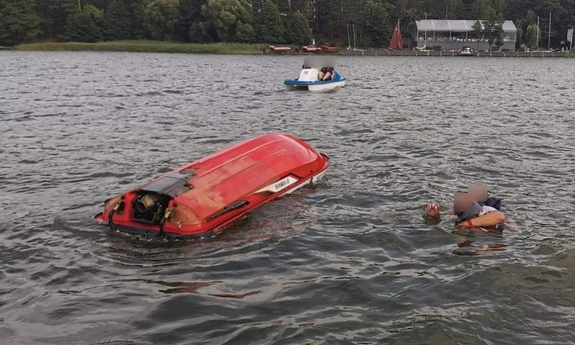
[1,51,575,344]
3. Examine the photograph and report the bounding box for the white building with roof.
[415,19,517,52]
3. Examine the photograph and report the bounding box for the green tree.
[495,32,504,48]
[200,0,254,42]
[472,19,483,50]
[359,0,391,48]
[491,0,506,14]
[64,10,102,42]
[271,0,290,13]
[284,11,312,46]
[83,4,104,27]
[175,0,205,42]
[83,4,104,38]
[129,0,151,39]
[514,18,524,48]
[289,0,314,18]
[524,10,540,49]
[144,0,181,40]
[472,0,491,19]
[189,20,213,42]
[103,0,131,40]
[0,0,5,44]
[235,20,255,43]
[254,0,284,43]
[525,23,541,49]
[482,7,504,51]
[525,9,537,26]
[445,0,464,19]
[35,0,78,39]
[3,0,573,48]
[0,0,42,46]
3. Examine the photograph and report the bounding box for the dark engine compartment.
[130,170,195,225]
[132,192,172,224]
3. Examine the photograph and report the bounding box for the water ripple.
[1,51,574,344]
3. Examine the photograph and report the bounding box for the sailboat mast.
[537,16,540,49]
[548,12,551,50]
[346,24,351,50]
[352,24,357,50]
[424,12,427,47]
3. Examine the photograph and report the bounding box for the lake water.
[1,51,575,345]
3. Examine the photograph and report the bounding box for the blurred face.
[453,193,473,214]
[468,184,488,201]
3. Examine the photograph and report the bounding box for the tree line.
[1,0,574,49]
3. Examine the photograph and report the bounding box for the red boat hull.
[94,133,329,239]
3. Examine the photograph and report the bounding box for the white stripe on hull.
[285,81,346,92]
[308,81,346,92]
[255,176,299,194]
[275,168,327,197]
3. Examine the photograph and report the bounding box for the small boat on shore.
[264,45,292,54]
[284,56,346,92]
[94,133,330,239]
[459,47,475,56]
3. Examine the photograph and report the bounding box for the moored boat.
[459,46,475,56]
[388,20,404,51]
[94,133,330,239]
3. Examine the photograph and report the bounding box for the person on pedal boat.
[318,67,334,81]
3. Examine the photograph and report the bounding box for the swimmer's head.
[468,184,488,202]
[453,192,474,215]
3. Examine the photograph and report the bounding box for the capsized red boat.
[94,133,330,239]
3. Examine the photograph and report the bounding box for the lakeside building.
[415,19,517,52]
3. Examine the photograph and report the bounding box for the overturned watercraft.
[94,133,330,239]
[284,56,346,92]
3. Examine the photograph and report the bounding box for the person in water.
[426,186,508,255]
[426,189,505,230]
[468,184,503,211]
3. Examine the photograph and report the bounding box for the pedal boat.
[284,56,346,92]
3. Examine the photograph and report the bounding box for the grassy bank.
[15,41,268,55]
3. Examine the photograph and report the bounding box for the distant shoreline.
[11,41,575,58]
[14,41,268,55]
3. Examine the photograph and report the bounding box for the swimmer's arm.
[462,211,505,228]
[423,213,457,225]
[423,214,441,225]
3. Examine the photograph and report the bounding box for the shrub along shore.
[15,41,270,55]
[13,41,575,58]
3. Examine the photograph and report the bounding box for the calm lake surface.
[1,51,575,345]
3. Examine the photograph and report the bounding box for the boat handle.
[206,200,250,222]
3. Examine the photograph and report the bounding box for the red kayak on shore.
[94,133,330,239]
